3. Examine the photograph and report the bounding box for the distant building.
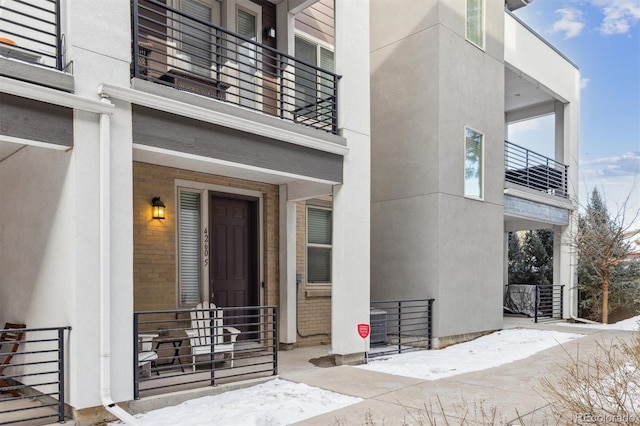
[370,0,580,347]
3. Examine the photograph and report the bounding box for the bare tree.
[574,187,640,323]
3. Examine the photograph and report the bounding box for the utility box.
[370,308,388,345]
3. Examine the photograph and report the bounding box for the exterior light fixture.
[152,197,166,220]
[264,27,276,39]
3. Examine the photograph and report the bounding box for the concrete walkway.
[278,320,637,425]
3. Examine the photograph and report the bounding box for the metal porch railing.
[505,284,565,323]
[133,305,277,399]
[0,326,71,425]
[504,141,568,198]
[132,0,340,134]
[0,0,63,70]
[368,299,434,359]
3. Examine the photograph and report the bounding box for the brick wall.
[295,199,332,347]
[132,162,279,311]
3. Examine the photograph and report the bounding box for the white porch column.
[276,2,295,55]
[556,219,578,319]
[555,100,579,319]
[553,104,565,316]
[279,185,297,346]
[331,0,371,363]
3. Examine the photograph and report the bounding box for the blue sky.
[508,0,640,227]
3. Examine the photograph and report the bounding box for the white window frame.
[166,0,222,75]
[464,126,485,200]
[306,205,333,285]
[225,0,262,40]
[294,31,334,60]
[173,0,221,22]
[294,31,335,82]
[465,0,485,50]
[294,32,335,123]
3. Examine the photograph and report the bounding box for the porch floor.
[0,392,64,426]
[503,314,566,329]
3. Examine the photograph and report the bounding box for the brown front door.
[209,192,259,309]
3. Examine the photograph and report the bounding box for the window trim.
[294,30,335,54]
[306,205,333,286]
[294,32,335,124]
[464,126,485,201]
[465,0,485,50]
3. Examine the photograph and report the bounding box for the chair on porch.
[138,333,159,377]
[0,323,26,397]
[186,301,240,371]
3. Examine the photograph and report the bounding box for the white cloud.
[580,152,640,227]
[581,151,640,178]
[591,0,640,35]
[551,7,586,38]
[581,77,591,89]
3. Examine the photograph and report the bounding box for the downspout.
[99,94,141,425]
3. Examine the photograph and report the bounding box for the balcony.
[505,141,568,198]
[132,0,340,134]
[0,0,63,70]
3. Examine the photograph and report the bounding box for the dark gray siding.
[132,105,343,182]
[0,93,73,147]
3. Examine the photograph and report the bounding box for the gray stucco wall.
[370,0,505,341]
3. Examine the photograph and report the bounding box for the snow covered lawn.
[554,315,640,331]
[357,329,583,380]
[116,318,640,425]
[115,379,362,426]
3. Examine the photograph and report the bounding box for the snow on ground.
[357,329,583,380]
[113,379,362,426]
[553,315,640,331]
[117,327,592,425]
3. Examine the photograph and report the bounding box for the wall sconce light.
[264,27,276,39]
[152,197,166,220]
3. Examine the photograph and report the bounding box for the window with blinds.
[237,7,258,107]
[295,35,335,112]
[466,0,484,49]
[178,190,202,305]
[307,206,332,284]
[179,0,218,75]
[237,8,256,39]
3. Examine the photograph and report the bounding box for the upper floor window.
[295,35,335,116]
[464,127,484,199]
[466,0,485,49]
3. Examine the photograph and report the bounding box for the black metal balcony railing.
[505,141,568,198]
[132,0,340,134]
[368,299,434,359]
[505,284,564,323]
[133,306,277,399]
[0,0,63,70]
[0,326,71,425]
